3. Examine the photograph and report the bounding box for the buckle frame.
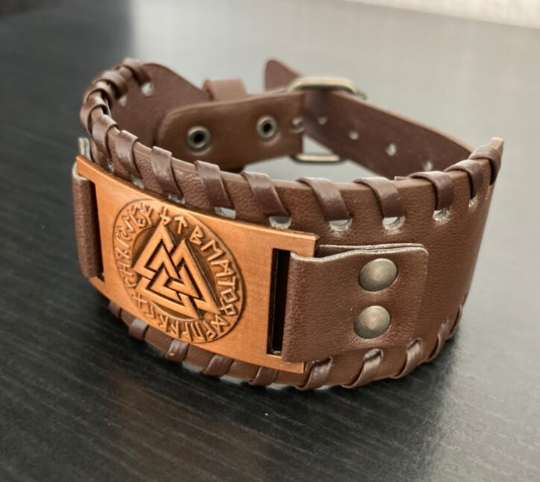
[287,76,367,164]
[76,155,317,373]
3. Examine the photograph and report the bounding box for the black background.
[1,1,539,481]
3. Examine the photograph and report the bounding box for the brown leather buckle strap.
[73,58,503,389]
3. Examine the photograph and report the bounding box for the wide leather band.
[74,58,502,389]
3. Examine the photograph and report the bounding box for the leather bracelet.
[73,58,502,389]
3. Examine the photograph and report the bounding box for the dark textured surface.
[1,1,539,481]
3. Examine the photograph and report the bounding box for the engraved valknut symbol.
[113,200,245,344]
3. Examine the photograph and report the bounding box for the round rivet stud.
[359,258,397,292]
[354,306,391,339]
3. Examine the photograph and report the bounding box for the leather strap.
[73,58,503,389]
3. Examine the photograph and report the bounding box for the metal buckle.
[76,155,317,373]
[287,76,367,163]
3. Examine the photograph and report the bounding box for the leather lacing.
[115,130,140,178]
[149,146,183,198]
[194,160,235,211]
[355,177,405,220]
[80,59,500,389]
[409,171,454,211]
[298,177,351,223]
[80,59,501,229]
[240,171,289,217]
[110,301,465,390]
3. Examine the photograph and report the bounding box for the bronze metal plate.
[77,156,317,373]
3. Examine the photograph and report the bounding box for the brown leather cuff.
[73,58,503,389]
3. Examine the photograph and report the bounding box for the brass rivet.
[359,258,397,291]
[354,306,391,339]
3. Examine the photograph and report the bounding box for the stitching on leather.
[446,160,484,200]
[128,318,150,340]
[341,348,382,389]
[107,303,464,389]
[249,366,279,386]
[166,339,190,362]
[92,115,117,160]
[409,171,454,211]
[194,160,234,210]
[354,177,405,219]
[296,358,333,391]
[94,70,130,98]
[468,145,501,184]
[448,304,464,339]
[241,171,289,218]
[80,96,110,135]
[83,81,116,105]
[150,146,184,198]
[115,58,151,86]
[80,62,499,230]
[297,177,351,223]
[115,130,140,178]
[392,338,423,379]
[203,354,234,377]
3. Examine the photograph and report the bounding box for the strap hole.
[385,143,397,156]
[330,218,352,230]
[423,160,434,171]
[349,130,359,141]
[269,215,291,229]
[383,216,404,230]
[215,207,236,219]
[257,115,278,141]
[141,82,154,96]
[291,117,304,133]
[187,126,212,152]
[433,207,451,221]
[318,116,328,125]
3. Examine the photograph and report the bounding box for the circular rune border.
[112,199,245,344]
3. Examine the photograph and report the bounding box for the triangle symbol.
[133,224,220,319]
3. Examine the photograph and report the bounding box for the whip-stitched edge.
[109,300,465,389]
[80,59,501,230]
[354,177,405,219]
[240,171,289,217]
[297,177,351,222]
[409,171,454,211]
